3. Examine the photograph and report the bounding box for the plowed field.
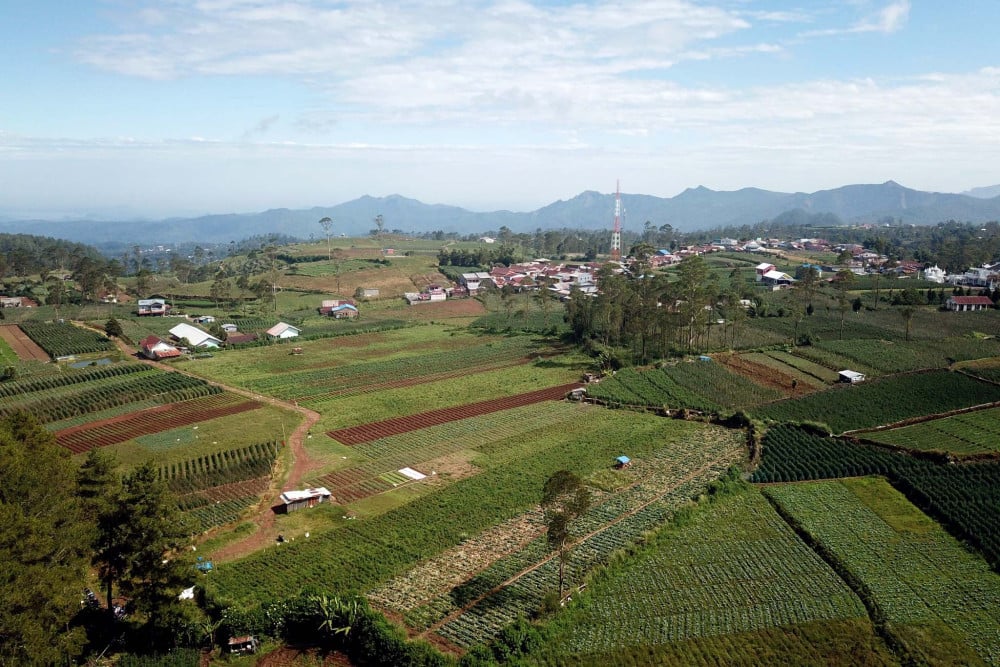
[55,393,263,454]
[326,383,581,445]
[0,324,49,361]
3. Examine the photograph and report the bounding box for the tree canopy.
[0,412,90,665]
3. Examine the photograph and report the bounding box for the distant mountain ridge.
[3,181,1000,245]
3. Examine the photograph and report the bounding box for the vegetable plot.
[751,424,1000,569]
[526,489,865,659]
[18,321,114,357]
[766,479,1000,664]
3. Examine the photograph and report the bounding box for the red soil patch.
[716,352,813,397]
[0,324,49,361]
[54,394,262,454]
[327,383,581,445]
[254,646,353,666]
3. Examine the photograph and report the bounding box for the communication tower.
[610,180,623,262]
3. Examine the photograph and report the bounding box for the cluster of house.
[454,261,601,300]
[138,320,304,360]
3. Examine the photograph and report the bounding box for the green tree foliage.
[93,463,195,645]
[0,412,90,665]
[105,316,124,339]
[541,470,591,599]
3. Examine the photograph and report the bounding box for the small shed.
[227,636,259,655]
[615,455,632,469]
[279,487,332,513]
[839,370,866,384]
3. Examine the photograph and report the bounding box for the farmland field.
[0,323,50,361]
[522,487,876,664]
[861,406,1000,455]
[811,337,1000,375]
[54,392,263,453]
[750,424,1000,569]
[752,370,1000,433]
[765,478,1000,665]
[206,409,742,607]
[18,321,115,357]
[586,360,781,412]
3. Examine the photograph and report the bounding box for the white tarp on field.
[398,467,426,481]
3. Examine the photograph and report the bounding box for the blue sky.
[2,0,999,219]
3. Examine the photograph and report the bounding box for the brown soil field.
[0,324,49,361]
[326,383,581,445]
[716,352,814,397]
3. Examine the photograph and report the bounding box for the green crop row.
[245,335,544,400]
[526,488,865,661]
[18,321,115,357]
[862,406,1000,455]
[750,424,1000,569]
[159,441,280,494]
[587,361,780,412]
[812,337,1000,375]
[752,370,1000,433]
[765,479,1000,664]
[1,371,216,424]
[208,413,733,606]
[0,362,151,398]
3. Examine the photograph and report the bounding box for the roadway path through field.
[98,328,322,561]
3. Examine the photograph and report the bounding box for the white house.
[923,265,946,283]
[761,270,795,288]
[168,322,223,348]
[136,298,169,316]
[839,370,866,383]
[266,322,301,339]
[279,487,332,512]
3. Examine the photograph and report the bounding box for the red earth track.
[55,394,263,454]
[326,383,581,445]
[0,324,49,361]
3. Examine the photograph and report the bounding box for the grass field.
[765,478,1000,665]
[524,487,876,664]
[861,406,1000,455]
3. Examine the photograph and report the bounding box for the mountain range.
[3,181,1000,247]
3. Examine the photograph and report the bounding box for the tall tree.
[93,463,194,638]
[318,217,334,260]
[542,470,591,599]
[0,412,90,665]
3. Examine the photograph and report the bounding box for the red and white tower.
[610,180,623,262]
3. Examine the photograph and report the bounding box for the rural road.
[95,326,323,561]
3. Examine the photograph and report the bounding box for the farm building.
[923,265,946,283]
[279,487,332,513]
[139,336,181,360]
[761,270,795,289]
[225,332,258,345]
[319,299,356,315]
[169,322,222,348]
[461,272,494,295]
[754,263,776,280]
[328,304,358,319]
[359,288,380,299]
[839,370,866,383]
[221,323,238,333]
[266,322,301,339]
[615,455,632,469]
[945,296,993,312]
[136,298,169,316]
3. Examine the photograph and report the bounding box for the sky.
[1,0,999,219]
